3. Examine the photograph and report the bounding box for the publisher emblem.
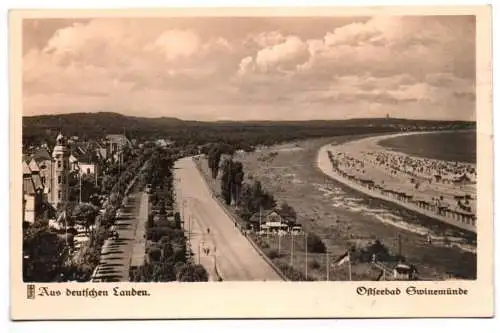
[27,284,35,300]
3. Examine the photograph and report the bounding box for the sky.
[22,16,476,121]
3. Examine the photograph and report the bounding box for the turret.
[50,132,70,208]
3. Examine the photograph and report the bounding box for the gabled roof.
[22,161,31,175]
[28,159,40,173]
[249,209,282,222]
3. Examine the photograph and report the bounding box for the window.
[87,168,91,174]
[58,191,61,199]
[57,161,62,168]
[58,176,61,184]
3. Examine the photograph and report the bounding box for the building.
[50,133,70,207]
[392,263,417,280]
[249,209,290,233]
[22,133,71,223]
[105,134,131,162]
[23,161,43,223]
[156,138,174,147]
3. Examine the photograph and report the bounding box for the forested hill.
[23,112,475,149]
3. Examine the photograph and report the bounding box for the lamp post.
[326,251,329,281]
[305,233,308,280]
[198,241,202,265]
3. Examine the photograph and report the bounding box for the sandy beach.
[317,132,477,234]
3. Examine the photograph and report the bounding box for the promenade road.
[174,157,283,281]
[92,191,149,282]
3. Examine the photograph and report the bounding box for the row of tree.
[130,147,209,282]
[206,143,234,179]
[220,159,244,206]
[22,143,152,282]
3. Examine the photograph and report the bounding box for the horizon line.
[22,111,476,123]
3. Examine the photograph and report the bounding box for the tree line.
[23,112,476,151]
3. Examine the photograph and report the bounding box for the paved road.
[174,156,283,281]
[92,191,148,282]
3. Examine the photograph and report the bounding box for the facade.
[249,210,290,233]
[22,133,72,223]
[50,133,70,207]
[23,161,43,223]
[105,134,131,162]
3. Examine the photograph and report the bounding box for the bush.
[358,239,392,262]
[307,233,326,253]
[148,246,162,263]
[174,212,182,228]
[266,249,280,259]
[309,259,321,270]
[147,213,155,229]
[147,227,170,242]
[176,264,209,282]
[276,262,315,281]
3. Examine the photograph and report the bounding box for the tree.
[230,161,244,204]
[174,212,182,228]
[176,264,209,282]
[306,233,326,253]
[220,159,233,205]
[279,202,297,225]
[73,203,99,235]
[207,145,222,179]
[23,226,67,282]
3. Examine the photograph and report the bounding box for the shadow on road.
[100,263,123,268]
[104,256,125,260]
[101,250,124,255]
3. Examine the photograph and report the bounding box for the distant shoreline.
[316,131,476,234]
[378,129,476,164]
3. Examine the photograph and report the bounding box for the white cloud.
[23,17,475,120]
[251,31,286,47]
[145,29,201,61]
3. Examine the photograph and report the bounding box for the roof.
[106,134,131,145]
[33,148,51,162]
[77,150,98,164]
[249,209,283,222]
[28,159,40,172]
[22,161,31,175]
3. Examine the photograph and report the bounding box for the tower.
[50,133,70,208]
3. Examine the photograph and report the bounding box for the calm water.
[378,130,476,163]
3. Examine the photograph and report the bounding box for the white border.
[3,0,498,331]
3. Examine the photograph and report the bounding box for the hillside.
[23,112,475,150]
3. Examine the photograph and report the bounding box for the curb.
[192,157,288,281]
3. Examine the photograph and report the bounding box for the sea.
[319,130,477,254]
[377,130,477,164]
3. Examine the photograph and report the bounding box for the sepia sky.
[22,16,475,121]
